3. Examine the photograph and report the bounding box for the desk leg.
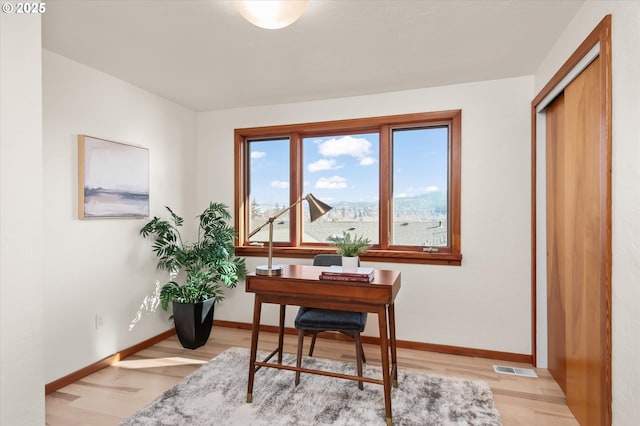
[246,296,262,403]
[378,306,392,426]
[277,304,286,364]
[388,303,398,388]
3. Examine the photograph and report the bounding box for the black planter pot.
[172,298,215,349]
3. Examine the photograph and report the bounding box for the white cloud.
[251,151,266,159]
[395,193,408,198]
[308,158,340,172]
[359,156,376,166]
[425,186,439,193]
[271,180,289,189]
[318,136,371,159]
[315,176,347,189]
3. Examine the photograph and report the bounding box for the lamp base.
[255,265,283,276]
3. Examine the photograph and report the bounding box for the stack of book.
[319,266,375,283]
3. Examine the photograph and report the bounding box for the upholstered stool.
[294,307,367,389]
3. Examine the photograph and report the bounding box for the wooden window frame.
[234,110,462,266]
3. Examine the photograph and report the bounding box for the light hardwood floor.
[45,326,578,425]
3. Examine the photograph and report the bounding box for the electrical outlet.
[95,313,105,330]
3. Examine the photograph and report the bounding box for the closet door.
[545,92,566,393]
[546,56,609,426]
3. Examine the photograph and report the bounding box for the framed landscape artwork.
[78,135,149,219]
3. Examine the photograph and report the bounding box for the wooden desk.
[245,264,401,426]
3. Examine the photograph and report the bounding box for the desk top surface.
[247,264,400,284]
[245,264,401,306]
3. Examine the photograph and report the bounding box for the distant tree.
[251,198,260,218]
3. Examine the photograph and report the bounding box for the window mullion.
[379,125,391,250]
[290,133,302,247]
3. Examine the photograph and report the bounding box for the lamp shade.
[251,193,331,276]
[232,0,308,30]
[305,193,332,222]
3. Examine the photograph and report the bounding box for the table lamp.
[248,193,332,276]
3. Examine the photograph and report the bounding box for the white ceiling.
[42,0,584,112]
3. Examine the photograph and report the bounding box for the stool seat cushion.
[295,307,367,332]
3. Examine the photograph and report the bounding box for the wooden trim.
[530,105,537,366]
[291,133,302,246]
[44,328,175,395]
[600,17,613,426]
[234,129,246,244]
[77,135,86,219]
[234,110,462,136]
[45,321,529,397]
[532,16,609,107]
[234,246,462,266]
[389,338,531,364]
[379,124,391,248]
[214,320,531,363]
[600,15,613,424]
[531,14,612,425]
[449,111,462,253]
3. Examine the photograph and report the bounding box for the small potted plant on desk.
[329,231,372,272]
[140,202,246,349]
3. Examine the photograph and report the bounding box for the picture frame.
[78,135,149,219]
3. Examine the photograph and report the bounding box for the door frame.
[530,13,612,420]
[531,15,612,366]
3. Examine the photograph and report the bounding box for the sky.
[248,127,448,206]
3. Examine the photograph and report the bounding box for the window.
[302,132,380,245]
[391,126,449,247]
[247,138,290,243]
[234,110,461,265]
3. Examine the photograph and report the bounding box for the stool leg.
[295,330,304,386]
[354,332,364,390]
[308,332,318,357]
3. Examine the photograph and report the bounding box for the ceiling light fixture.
[232,0,308,30]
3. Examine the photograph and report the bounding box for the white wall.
[42,50,197,383]
[197,76,534,355]
[535,2,640,425]
[0,11,45,426]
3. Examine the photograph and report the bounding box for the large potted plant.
[328,231,371,272]
[140,202,246,349]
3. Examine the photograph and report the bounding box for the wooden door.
[545,92,566,393]
[545,56,610,425]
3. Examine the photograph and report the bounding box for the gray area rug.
[121,347,502,425]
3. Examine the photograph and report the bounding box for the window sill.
[235,246,462,266]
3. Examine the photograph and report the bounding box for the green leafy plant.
[328,231,372,257]
[140,202,246,310]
